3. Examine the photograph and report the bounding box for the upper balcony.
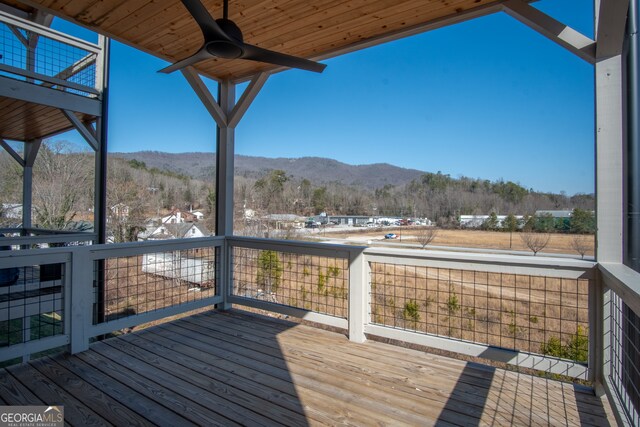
[0,10,105,142]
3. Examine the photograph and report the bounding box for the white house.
[109,203,130,220]
[161,209,198,224]
[190,210,205,221]
[146,222,210,240]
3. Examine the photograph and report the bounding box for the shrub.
[540,326,588,362]
[566,326,589,362]
[327,265,340,277]
[317,270,327,292]
[256,250,283,293]
[403,300,420,324]
[447,293,460,314]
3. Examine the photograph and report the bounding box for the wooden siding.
[4,0,503,82]
[0,310,615,426]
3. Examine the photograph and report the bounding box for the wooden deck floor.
[0,310,614,426]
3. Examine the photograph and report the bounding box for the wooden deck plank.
[194,313,569,424]
[185,313,572,426]
[90,342,258,426]
[101,337,305,426]
[153,322,432,426]
[0,372,43,406]
[109,333,338,426]
[224,312,604,405]
[145,324,422,426]
[262,313,610,425]
[76,347,224,427]
[177,314,488,425]
[32,356,151,427]
[121,330,363,426]
[0,310,615,426]
[50,353,186,427]
[206,311,613,426]
[6,362,110,427]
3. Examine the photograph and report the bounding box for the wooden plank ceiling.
[0,96,95,141]
[4,0,502,82]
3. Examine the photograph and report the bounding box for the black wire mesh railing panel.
[0,22,97,96]
[232,247,349,318]
[0,263,65,355]
[94,247,217,324]
[369,263,590,363]
[609,293,640,426]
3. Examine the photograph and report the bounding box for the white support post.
[95,35,107,96]
[589,271,605,388]
[595,0,630,60]
[600,286,612,397]
[595,55,625,263]
[348,249,369,343]
[69,249,92,353]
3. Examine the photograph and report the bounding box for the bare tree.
[107,160,150,242]
[416,227,438,249]
[520,232,551,256]
[33,141,93,230]
[570,234,592,259]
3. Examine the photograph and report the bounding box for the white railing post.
[589,269,605,390]
[69,248,93,353]
[218,239,232,310]
[348,249,369,343]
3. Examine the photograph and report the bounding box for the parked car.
[384,233,397,239]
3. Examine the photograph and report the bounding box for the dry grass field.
[330,227,595,257]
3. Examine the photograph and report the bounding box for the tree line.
[0,142,594,240]
[239,169,594,225]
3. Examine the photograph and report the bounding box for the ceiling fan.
[159,0,327,74]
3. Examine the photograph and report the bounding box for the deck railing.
[362,247,595,379]
[599,263,640,426]
[0,237,223,362]
[227,236,353,330]
[0,10,103,97]
[0,236,639,425]
[0,227,96,248]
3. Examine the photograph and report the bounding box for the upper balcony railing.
[0,236,638,425]
[0,10,103,99]
[0,227,96,248]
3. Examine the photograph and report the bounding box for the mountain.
[111,151,425,189]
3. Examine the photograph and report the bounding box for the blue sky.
[52,0,594,195]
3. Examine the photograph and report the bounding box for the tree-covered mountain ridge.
[111,151,426,189]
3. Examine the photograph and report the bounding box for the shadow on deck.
[0,310,614,426]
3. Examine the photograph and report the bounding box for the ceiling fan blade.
[180,0,229,40]
[242,43,326,73]
[158,47,211,73]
